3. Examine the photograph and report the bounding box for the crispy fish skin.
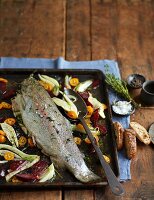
[12,77,99,183]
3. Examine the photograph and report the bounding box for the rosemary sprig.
[104,65,139,108]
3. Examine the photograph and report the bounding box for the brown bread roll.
[113,122,124,150]
[124,129,137,159]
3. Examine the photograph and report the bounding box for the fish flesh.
[12,77,99,183]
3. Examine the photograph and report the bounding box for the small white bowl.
[112,100,135,116]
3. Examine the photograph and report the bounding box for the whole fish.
[12,77,99,183]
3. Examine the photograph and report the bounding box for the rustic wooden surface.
[0,0,154,199]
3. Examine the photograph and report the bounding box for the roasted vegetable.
[69,77,79,87]
[4,151,15,161]
[1,123,19,147]
[38,74,60,96]
[75,80,93,92]
[0,135,6,143]
[39,163,55,182]
[4,118,16,126]
[88,93,106,119]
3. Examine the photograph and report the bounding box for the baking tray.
[0,69,119,189]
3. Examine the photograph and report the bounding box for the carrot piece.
[0,78,8,83]
[67,111,78,119]
[1,102,12,109]
[28,137,35,147]
[18,136,27,147]
[84,135,99,144]
[84,137,91,144]
[11,176,22,183]
[39,80,53,91]
[4,118,16,126]
[86,106,94,116]
[74,137,82,145]
[76,123,84,131]
[0,130,6,136]
[0,135,6,143]
[102,103,107,110]
[4,151,14,161]
[69,78,79,87]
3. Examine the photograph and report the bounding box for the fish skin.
[12,77,100,183]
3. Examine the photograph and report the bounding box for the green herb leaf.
[104,65,139,108]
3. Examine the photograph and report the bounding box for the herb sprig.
[105,65,139,108]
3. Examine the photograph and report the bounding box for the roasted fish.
[12,77,99,183]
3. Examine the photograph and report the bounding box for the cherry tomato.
[74,137,82,145]
[0,130,6,136]
[69,78,79,87]
[0,135,6,143]
[28,137,35,147]
[4,118,16,126]
[18,136,27,147]
[4,151,15,161]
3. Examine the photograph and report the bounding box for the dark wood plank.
[66,0,91,60]
[91,0,117,60]
[116,0,154,79]
[91,0,154,199]
[0,191,62,200]
[0,0,65,58]
[64,190,94,200]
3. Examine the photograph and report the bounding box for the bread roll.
[130,122,151,145]
[124,129,137,159]
[113,122,124,150]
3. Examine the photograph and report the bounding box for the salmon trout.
[12,77,99,183]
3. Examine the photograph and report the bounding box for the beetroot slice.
[96,124,107,135]
[78,91,89,100]
[0,82,7,92]
[9,160,25,171]
[16,173,38,182]
[92,80,100,89]
[2,88,16,99]
[31,160,48,177]
[90,109,99,127]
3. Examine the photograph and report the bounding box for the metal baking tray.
[0,69,119,189]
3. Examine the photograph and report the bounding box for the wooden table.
[0,0,154,199]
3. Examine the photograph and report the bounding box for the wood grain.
[66,0,91,61]
[116,0,154,79]
[64,190,94,200]
[0,0,65,58]
[91,0,117,60]
[0,191,62,200]
[91,0,154,199]
[0,0,154,199]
